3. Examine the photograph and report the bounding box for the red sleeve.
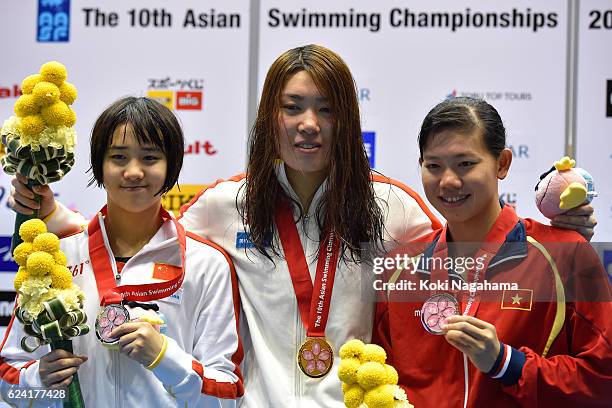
[502,242,612,406]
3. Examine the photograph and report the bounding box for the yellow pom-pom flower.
[58,82,77,105]
[14,94,40,117]
[26,252,55,276]
[364,384,396,408]
[338,357,361,385]
[343,384,365,408]
[32,82,60,106]
[384,364,399,386]
[64,107,76,127]
[52,251,67,266]
[357,361,388,390]
[21,74,42,94]
[40,61,67,86]
[13,242,34,266]
[339,339,365,360]
[14,267,30,291]
[33,232,60,253]
[41,101,72,126]
[50,265,72,289]
[19,114,45,136]
[361,344,387,364]
[19,219,47,242]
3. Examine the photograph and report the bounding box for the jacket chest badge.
[236,231,271,248]
[501,288,533,311]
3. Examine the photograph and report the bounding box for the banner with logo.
[258,0,569,224]
[0,0,250,228]
[575,0,612,242]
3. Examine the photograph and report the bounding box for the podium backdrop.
[0,0,611,339]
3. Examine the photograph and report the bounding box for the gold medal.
[297,337,334,378]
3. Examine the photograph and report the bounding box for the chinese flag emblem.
[153,263,182,280]
[501,289,533,311]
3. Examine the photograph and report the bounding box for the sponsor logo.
[447,89,532,102]
[499,192,517,206]
[147,77,204,111]
[606,80,612,118]
[37,0,70,43]
[161,184,206,216]
[176,91,203,110]
[0,85,22,99]
[67,260,89,277]
[359,88,371,102]
[146,90,174,110]
[604,250,612,283]
[508,144,529,158]
[185,140,217,156]
[236,232,255,249]
[0,291,16,327]
[236,230,271,248]
[0,236,18,273]
[362,131,376,168]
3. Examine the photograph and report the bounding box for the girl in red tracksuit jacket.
[374,97,612,407]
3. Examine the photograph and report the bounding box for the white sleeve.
[177,188,211,238]
[44,201,88,237]
[150,250,243,407]
[378,183,438,246]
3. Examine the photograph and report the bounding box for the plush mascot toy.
[535,156,597,219]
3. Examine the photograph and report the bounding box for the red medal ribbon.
[429,233,502,317]
[275,201,340,338]
[87,205,186,306]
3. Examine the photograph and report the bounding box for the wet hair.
[243,44,384,262]
[418,97,506,158]
[88,96,184,195]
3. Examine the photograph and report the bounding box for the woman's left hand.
[551,203,597,241]
[110,322,165,366]
[442,315,501,373]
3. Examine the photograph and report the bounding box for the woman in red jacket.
[374,97,612,407]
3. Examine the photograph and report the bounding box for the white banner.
[258,0,569,224]
[576,0,612,243]
[0,0,251,344]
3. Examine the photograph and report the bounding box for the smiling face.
[277,70,334,179]
[103,123,167,215]
[420,129,511,233]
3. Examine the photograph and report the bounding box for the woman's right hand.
[39,349,87,389]
[9,174,56,218]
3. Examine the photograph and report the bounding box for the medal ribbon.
[430,236,502,317]
[87,205,186,306]
[275,200,340,338]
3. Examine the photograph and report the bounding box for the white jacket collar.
[275,161,329,216]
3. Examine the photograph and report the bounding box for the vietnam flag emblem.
[501,289,533,311]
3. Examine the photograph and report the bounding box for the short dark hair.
[88,96,184,195]
[418,97,506,158]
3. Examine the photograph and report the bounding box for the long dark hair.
[242,44,384,262]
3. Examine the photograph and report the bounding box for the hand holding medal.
[337,339,413,408]
[442,315,501,373]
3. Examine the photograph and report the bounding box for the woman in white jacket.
[1,97,243,407]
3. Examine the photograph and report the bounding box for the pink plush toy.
[535,156,597,219]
